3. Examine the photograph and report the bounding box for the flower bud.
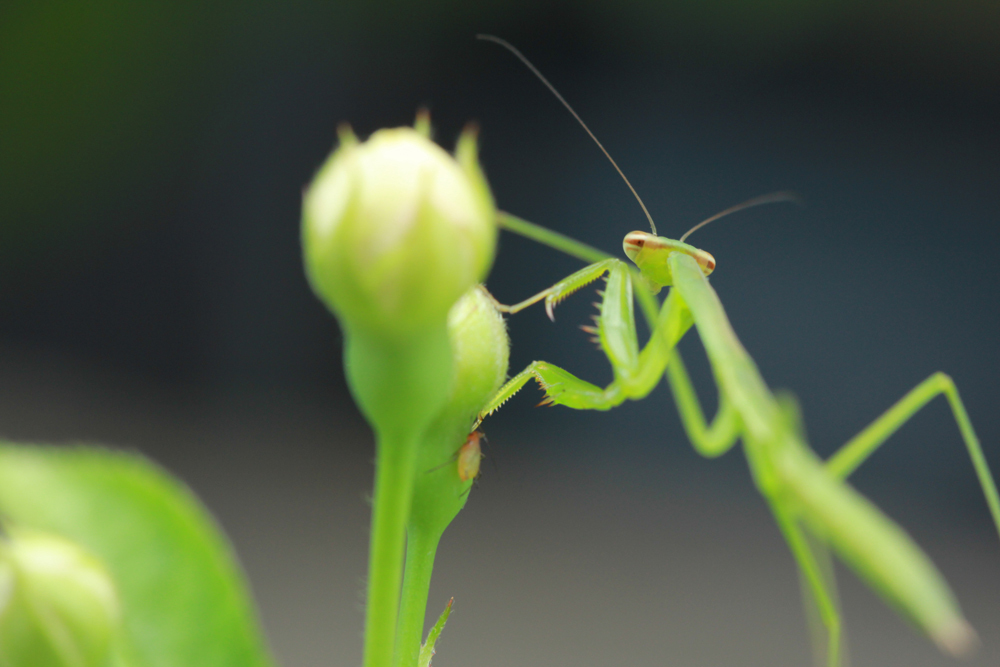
[303,121,501,667]
[302,122,497,337]
[438,285,510,431]
[395,287,510,666]
[410,286,510,534]
[0,530,121,667]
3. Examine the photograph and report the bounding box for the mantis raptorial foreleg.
[478,261,692,422]
[491,258,622,320]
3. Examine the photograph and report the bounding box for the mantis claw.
[544,297,559,321]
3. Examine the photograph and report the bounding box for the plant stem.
[394,526,443,667]
[363,434,421,667]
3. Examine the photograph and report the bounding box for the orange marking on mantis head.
[457,431,484,482]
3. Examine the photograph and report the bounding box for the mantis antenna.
[478,34,660,236]
[678,191,803,243]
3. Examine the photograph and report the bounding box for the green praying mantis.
[474,35,1000,666]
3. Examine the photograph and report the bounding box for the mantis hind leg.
[824,372,1000,541]
[798,535,844,667]
[772,504,844,667]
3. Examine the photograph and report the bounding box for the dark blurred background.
[2,1,1000,665]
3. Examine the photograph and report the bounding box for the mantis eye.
[695,251,717,275]
[623,231,652,261]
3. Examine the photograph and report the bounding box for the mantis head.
[623,231,716,287]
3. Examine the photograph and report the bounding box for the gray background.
[2,2,999,665]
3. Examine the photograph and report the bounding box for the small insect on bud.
[456,431,484,482]
[0,529,121,667]
[302,118,497,337]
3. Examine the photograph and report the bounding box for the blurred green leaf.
[0,444,275,667]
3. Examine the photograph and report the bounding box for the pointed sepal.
[418,598,453,667]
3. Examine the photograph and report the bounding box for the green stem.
[344,327,453,667]
[363,434,421,667]
[394,526,443,667]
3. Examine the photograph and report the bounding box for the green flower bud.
[303,118,501,667]
[396,286,509,667]
[302,123,497,337]
[410,285,510,533]
[0,529,121,667]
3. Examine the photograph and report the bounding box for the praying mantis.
[474,35,1000,666]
